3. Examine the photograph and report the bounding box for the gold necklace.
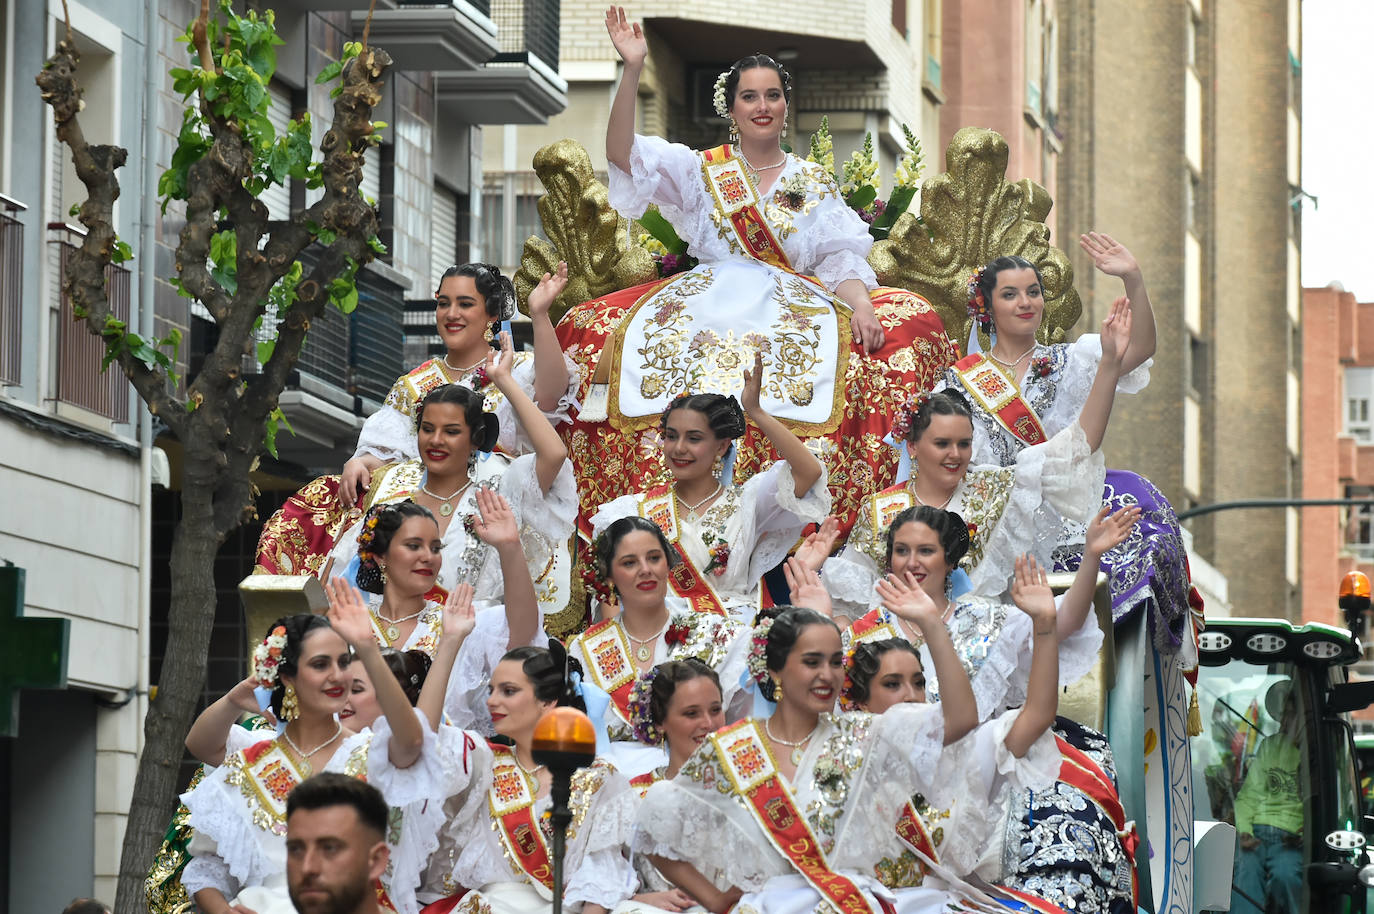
[911,480,956,511]
[512,750,547,791]
[372,602,426,643]
[764,716,820,766]
[420,479,472,517]
[624,616,672,663]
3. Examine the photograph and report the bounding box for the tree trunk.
[114,481,226,914]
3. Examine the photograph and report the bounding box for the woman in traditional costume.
[940,238,1154,469]
[822,298,1131,615]
[326,332,577,621]
[843,510,1139,913]
[633,602,1060,914]
[567,516,749,775]
[556,9,957,537]
[590,353,830,624]
[416,641,638,914]
[340,262,577,504]
[180,601,453,914]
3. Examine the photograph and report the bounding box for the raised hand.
[605,6,647,67]
[228,674,275,720]
[1079,231,1141,280]
[1009,554,1056,627]
[470,487,520,549]
[875,571,942,632]
[783,557,832,618]
[741,349,765,415]
[1085,504,1140,558]
[1099,296,1132,366]
[441,581,478,643]
[528,261,568,321]
[325,576,376,649]
[485,329,516,387]
[793,516,841,572]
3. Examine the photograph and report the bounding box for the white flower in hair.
[712,70,730,119]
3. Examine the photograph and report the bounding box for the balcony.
[48,223,131,424]
[353,1,501,73]
[268,254,409,473]
[436,0,568,125]
[0,195,25,385]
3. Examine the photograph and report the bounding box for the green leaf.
[110,238,134,264]
[315,59,345,85]
[637,207,689,255]
[263,406,295,459]
[367,235,388,255]
[871,186,916,234]
[257,338,276,364]
[847,185,877,212]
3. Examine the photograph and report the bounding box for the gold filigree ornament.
[868,127,1081,353]
[514,140,658,325]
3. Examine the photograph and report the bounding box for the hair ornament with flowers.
[627,668,665,745]
[356,504,393,561]
[253,625,289,687]
[967,265,993,335]
[747,616,776,687]
[839,644,860,712]
[712,70,731,119]
[889,390,931,443]
[580,532,615,605]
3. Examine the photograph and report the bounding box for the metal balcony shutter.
[261,84,293,220]
[431,183,459,292]
[361,149,381,208]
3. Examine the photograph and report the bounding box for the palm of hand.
[1093,246,1137,277]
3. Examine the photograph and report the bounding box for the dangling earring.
[729,119,740,145]
[379,562,388,586]
[773,679,783,701]
[944,571,954,599]
[467,450,478,475]
[608,582,618,604]
[781,114,788,138]
[483,323,495,343]
[711,454,724,479]
[281,682,300,722]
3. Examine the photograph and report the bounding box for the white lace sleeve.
[443,604,548,731]
[513,349,580,426]
[224,723,263,758]
[496,452,577,592]
[793,191,879,291]
[182,760,274,890]
[180,851,238,900]
[968,423,1104,598]
[740,461,832,584]
[1039,334,1151,440]
[566,779,639,908]
[566,847,637,909]
[822,547,880,620]
[607,135,705,219]
[493,352,582,456]
[353,404,420,464]
[636,779,784,891]
[937,710,1062,878]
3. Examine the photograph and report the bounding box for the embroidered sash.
[1055,735,1139,907]
[865,485,915,545]
[893,801,941,864]
[951,353,1048,447]
[225,740,309,836]
[993,885,1072,914]
[574,620,639,723]
[629,769,663,799]
[846,610,904,648]
[640,484,728,616]
[711,720,881,914]
[487,743,555,890]
[702,145,796,272]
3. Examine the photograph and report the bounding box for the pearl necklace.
[675,483,722,523]
[739,148,787,181]
[987,343,1037,368]
[372,602,427,644]
[443,353,485,375]
[282,722,343,774]
[911,483,956,511]
[765,716,820,766]
[624,616,672,663]
[513,751,547,789]
[421,479,472,517]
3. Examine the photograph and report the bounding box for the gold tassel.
[1187,686,1202,737]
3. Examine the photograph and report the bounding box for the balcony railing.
[49,223,131,423]
[0,195,25,385]
[491,0,560,71]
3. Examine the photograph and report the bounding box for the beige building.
[1049,0,1302,618]
[483,0,948,272]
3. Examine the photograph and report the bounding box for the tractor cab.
[1192,617,1374,913]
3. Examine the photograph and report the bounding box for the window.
[1186,334,1208,398]
[1346,367,1374,441]
[1186,170,1203,236]
[481,171,550,275]
[1347,486,1374,557]
[1186,11,1200,71]
[1025,0,1044,115]
[924,0,942,91]
[1043,13,1059,128]
[892,0,908,38]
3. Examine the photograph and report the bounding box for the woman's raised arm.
[605,6,647,172]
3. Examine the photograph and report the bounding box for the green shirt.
[1233,733,1304,836]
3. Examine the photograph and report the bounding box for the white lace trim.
[1038,334,1152,443]
[182,748,280,891]
[968,422,1104,598]
[180,852,238,899]
[820,551,879,619]
[354,404,419,465]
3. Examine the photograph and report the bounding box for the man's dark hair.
[62,901,111,914]
[286,772,388,837]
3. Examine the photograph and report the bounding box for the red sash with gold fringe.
[711,720,884,914]
[893,802,940,863]
[701,145,795,272]
[951,353,1048,447]
[487,743,554,890]
[640,484,728,616]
